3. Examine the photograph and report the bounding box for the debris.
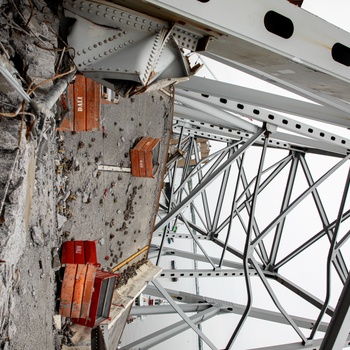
[57,214,67,230]
[53,315,62,331]
[82,192,90,203]
[30,226,44,246]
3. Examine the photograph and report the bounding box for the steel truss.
[62,1,350,349]
[124,79,350,350]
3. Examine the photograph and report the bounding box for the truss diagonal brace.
[151,279,218,350]
[154,127,265,232]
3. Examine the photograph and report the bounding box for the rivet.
[80,7,84,11]
[123,31,127,34]
[116,68,119,71]
[72,4,76,8]
[104,14,108,18]
[82,49,86,54]
[77,51,81,55]
[97,4,101,8]
[106,7,110,12]
[112,16,115,20]
[89,3,93,7]
[119,44,123,48]
[119,19,123,23]
[88,9,92,13]
[104,39,108,43]
[94,56,98,60]
[98,42,102,45]
[113,10,118,14]
[134,23,137,27]
[93,44,97,48]
[88,46,92,50]
[129,40,133,44]
[104,51,108,55]
[88,59,92,62]
[125,69,129,72]
[96,11,100,15]
[121,12,125,16]
[107,68,111,70]
[135,16,139,21]
[141,25,145,29]
[128,15,132,19]
[113,35,118,39]
[99,53,103,57]
[109,49,113,53]
[126,21,130,25]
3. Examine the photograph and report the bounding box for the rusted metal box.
[130,137,161,178]
[58,73,101,132]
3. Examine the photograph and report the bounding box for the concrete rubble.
[0,1,172,349]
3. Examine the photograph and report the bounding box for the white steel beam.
[120,0,350,108]
[150,246,245,270]
[176,91,350,152]
[130,303,212,316]
[177,77,350,128]
[151,279,218,350]
[320,272,350,350]
[120,306,220,350]
[247,336,350,350]
[158,268,258,279]
[144,286,330,332]
[153,232,211,240]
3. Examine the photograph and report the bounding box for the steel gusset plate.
[63,0,191,95]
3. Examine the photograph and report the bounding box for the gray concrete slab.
[58,90,172,271]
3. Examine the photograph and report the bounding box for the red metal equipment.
[59,240,117,328]
[61,240,100,267]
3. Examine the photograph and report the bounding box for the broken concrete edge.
[108,259,162,330]
[145,89,175,258]
[65,260,162,346]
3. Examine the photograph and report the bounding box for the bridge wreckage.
[2,0,350,349]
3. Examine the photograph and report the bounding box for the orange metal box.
[130,137,161,178]
[58,74,100,132]
[59,263,97,319]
